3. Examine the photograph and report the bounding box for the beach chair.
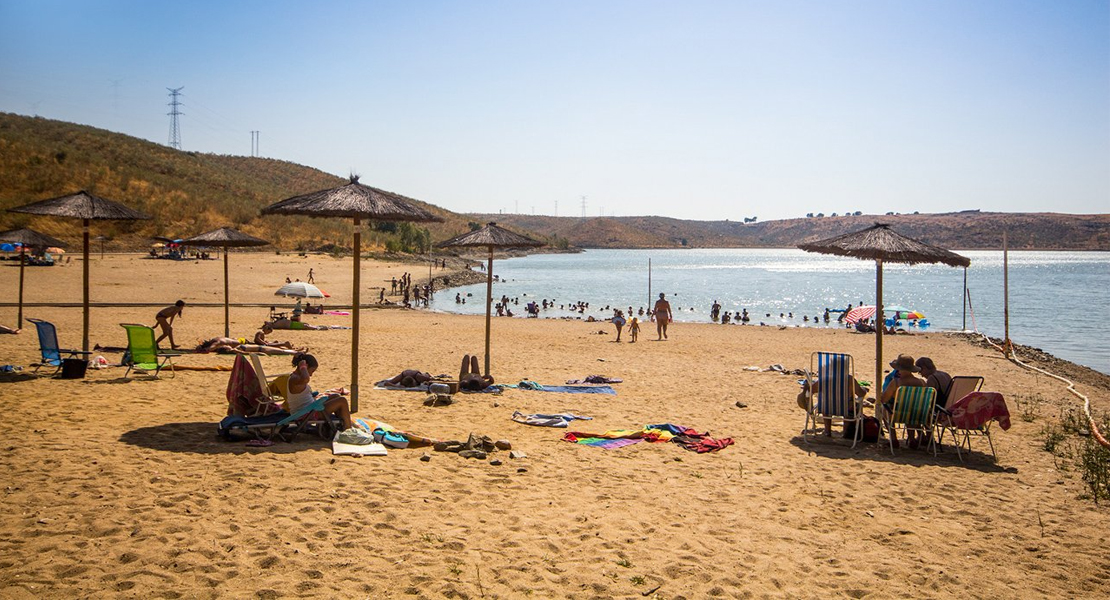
[941,376,984,409]
[26,318,92,375]
[119,323,179,378]
[886,386,938,456]
[802,352,864,447]
[936,391,1009,462]
[248,354,289,416]
[247,354,339,441]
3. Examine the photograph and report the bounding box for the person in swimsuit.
[195,337,303,355]
[653,293,673,340]
[459,355,494,391]
[611,309,626,342]
[385,369,434,388]
[154,300,185,349]
[287,353,354,431]
[253,323,296,349]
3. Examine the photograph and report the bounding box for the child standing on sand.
[629,317,640,343]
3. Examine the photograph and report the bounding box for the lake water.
[431,249,1110,375]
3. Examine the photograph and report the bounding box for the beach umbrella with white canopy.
[261,175,443,412]
[799,223,970,400]
[436,222,544,377]
[179,227,269,338]
[0,228,67,329]
[275,281,326,298]
[7,191,151,351]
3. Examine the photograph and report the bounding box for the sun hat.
[889,354,920,372]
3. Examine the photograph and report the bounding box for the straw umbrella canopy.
[0,228,67,329]
[261,176,443,412]
[8,191,150,351]
[179,227,269,338]
[436,222,544,377]
[798,223,970,401]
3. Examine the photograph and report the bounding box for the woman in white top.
[287,353,354,431]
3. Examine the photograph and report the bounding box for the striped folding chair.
[887,386,938,456]
[802,352,864,447]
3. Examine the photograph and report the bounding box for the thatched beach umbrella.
[261,176,443,412]
[436,222,543,377]
[798,223,970,400]
[0,228,67,329]
[8,191,150,351]
[179,227,269,338]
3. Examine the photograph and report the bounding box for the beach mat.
[332,433,388,457]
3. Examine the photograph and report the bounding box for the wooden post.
[82,219,90,352]
[1003,231,1010,355]
[223,249,230,338]
[351,218,361,413]
[875,258,884,409]
[962,267,967,331]
[484,246,494,377]
[17,247,26,329]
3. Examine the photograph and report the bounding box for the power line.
[166,86,184,149]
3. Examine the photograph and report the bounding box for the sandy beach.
[1,253,1108,599]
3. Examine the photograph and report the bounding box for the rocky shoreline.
[947,331,1110,392]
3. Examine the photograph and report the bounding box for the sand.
[0,253,1108,599]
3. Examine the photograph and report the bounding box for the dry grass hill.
[2,112,1106,252]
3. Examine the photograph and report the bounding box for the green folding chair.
[887,386,938,456]
[120,323,180,378]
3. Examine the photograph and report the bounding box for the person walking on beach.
[653,293,673,340]
[628,317,640,342]
[307,268,315,284]
[154,300,185,349]
[611,309,626,342]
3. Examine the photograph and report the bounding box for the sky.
[0,0,1107,221]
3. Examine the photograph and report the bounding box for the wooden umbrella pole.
[875,258,884,412]
[351,218,362,413]
[484,246,493,377]
[82,219,90,352]
[223,249,230,338]
[17,247,26,329]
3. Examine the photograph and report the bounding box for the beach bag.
[861,416,881,443]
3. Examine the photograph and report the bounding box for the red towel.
[943,391,1011,431]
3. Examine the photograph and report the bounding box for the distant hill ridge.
[1,113,1106,251]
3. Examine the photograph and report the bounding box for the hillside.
[1,113,1107,252]
[0,113,488,252]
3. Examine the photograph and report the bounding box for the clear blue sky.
[1,0,1107,221]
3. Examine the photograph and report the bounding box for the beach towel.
[374,379,432,392]
[511,411,593,428]
[332,430,388,456]
[563,423,734,452]
[940,391,1011,431]
[225,354,278,416]
[324,310,350,316]
[565,375,623,384]
[506,381,618,395]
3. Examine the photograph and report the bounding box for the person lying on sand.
[266,318,323,330]
[385,369,434,388]
[195,337,306,355]
[253,323,296,348]
[459,354,495,391]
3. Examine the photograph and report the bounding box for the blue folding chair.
[27,318,91,375]
[802,351,865,447]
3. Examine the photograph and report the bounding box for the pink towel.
[943,391,1011,431]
